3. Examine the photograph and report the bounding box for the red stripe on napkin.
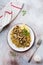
[0,15,3,18]
[10,2,22,9]
[5,11,12,14]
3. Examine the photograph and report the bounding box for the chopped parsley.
[22,10,26,16]
[10,51,16,57]
[22,28,30,36]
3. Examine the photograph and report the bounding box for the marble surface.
[0,0,43,65]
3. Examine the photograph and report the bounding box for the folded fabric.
[0,0,24,32]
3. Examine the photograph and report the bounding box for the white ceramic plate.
[8,23,35,52]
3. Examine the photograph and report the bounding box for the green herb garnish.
[22,28,30,36]
[10,51,16,57]
[22,10,26,16]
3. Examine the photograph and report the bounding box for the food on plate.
[10,24,31,48]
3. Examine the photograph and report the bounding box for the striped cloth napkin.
[0,0,24,32]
